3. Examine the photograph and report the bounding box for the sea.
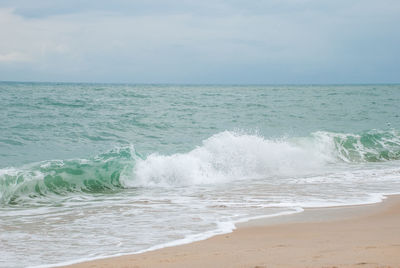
[1,82,399,267]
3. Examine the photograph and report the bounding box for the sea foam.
[2,130,400,205]
[130,131,333,186]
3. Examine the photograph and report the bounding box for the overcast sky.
[0,0,399,84]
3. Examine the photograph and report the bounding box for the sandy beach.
[62,195,400,268]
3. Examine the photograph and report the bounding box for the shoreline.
[59,194,400,268]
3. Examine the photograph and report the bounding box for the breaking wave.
[1,129,399,205]
[0,146,135,205]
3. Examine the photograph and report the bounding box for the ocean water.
[1,82,400,267]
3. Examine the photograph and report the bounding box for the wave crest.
[132,130,400,186]
[321,130,400,162]
[0,146,135,205]
[1,130,400,205]
[131,131,331,186]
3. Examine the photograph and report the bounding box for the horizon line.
[1,80,400,86]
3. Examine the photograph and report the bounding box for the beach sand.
[62,195,400,268]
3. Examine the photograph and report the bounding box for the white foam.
[27,189,400,268]
[128,131,333,187]
[7,130,400,268]
[29,208,303,268]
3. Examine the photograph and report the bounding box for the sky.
[0,0,399,84]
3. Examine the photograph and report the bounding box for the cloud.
[0,1,399,83]
[0,52,31,62]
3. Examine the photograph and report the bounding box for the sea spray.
[2,130,400,206]
[1,83,400,268]
[132,131,331,186]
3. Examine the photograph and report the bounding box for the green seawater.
[1,83,399,168]
[1,82,400,204]
[0,82,400,267]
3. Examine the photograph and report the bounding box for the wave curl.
[1,130,399,205]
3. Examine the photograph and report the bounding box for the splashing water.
[1,83,400,268]
[2,130,400,206]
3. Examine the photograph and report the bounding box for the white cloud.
[0,52,30,62]
[0,1,399,83]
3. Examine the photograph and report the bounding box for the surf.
[1,129,400,206]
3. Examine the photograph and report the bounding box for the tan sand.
[63,195,400,268]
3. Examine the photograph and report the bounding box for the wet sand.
[62,195,400,268]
